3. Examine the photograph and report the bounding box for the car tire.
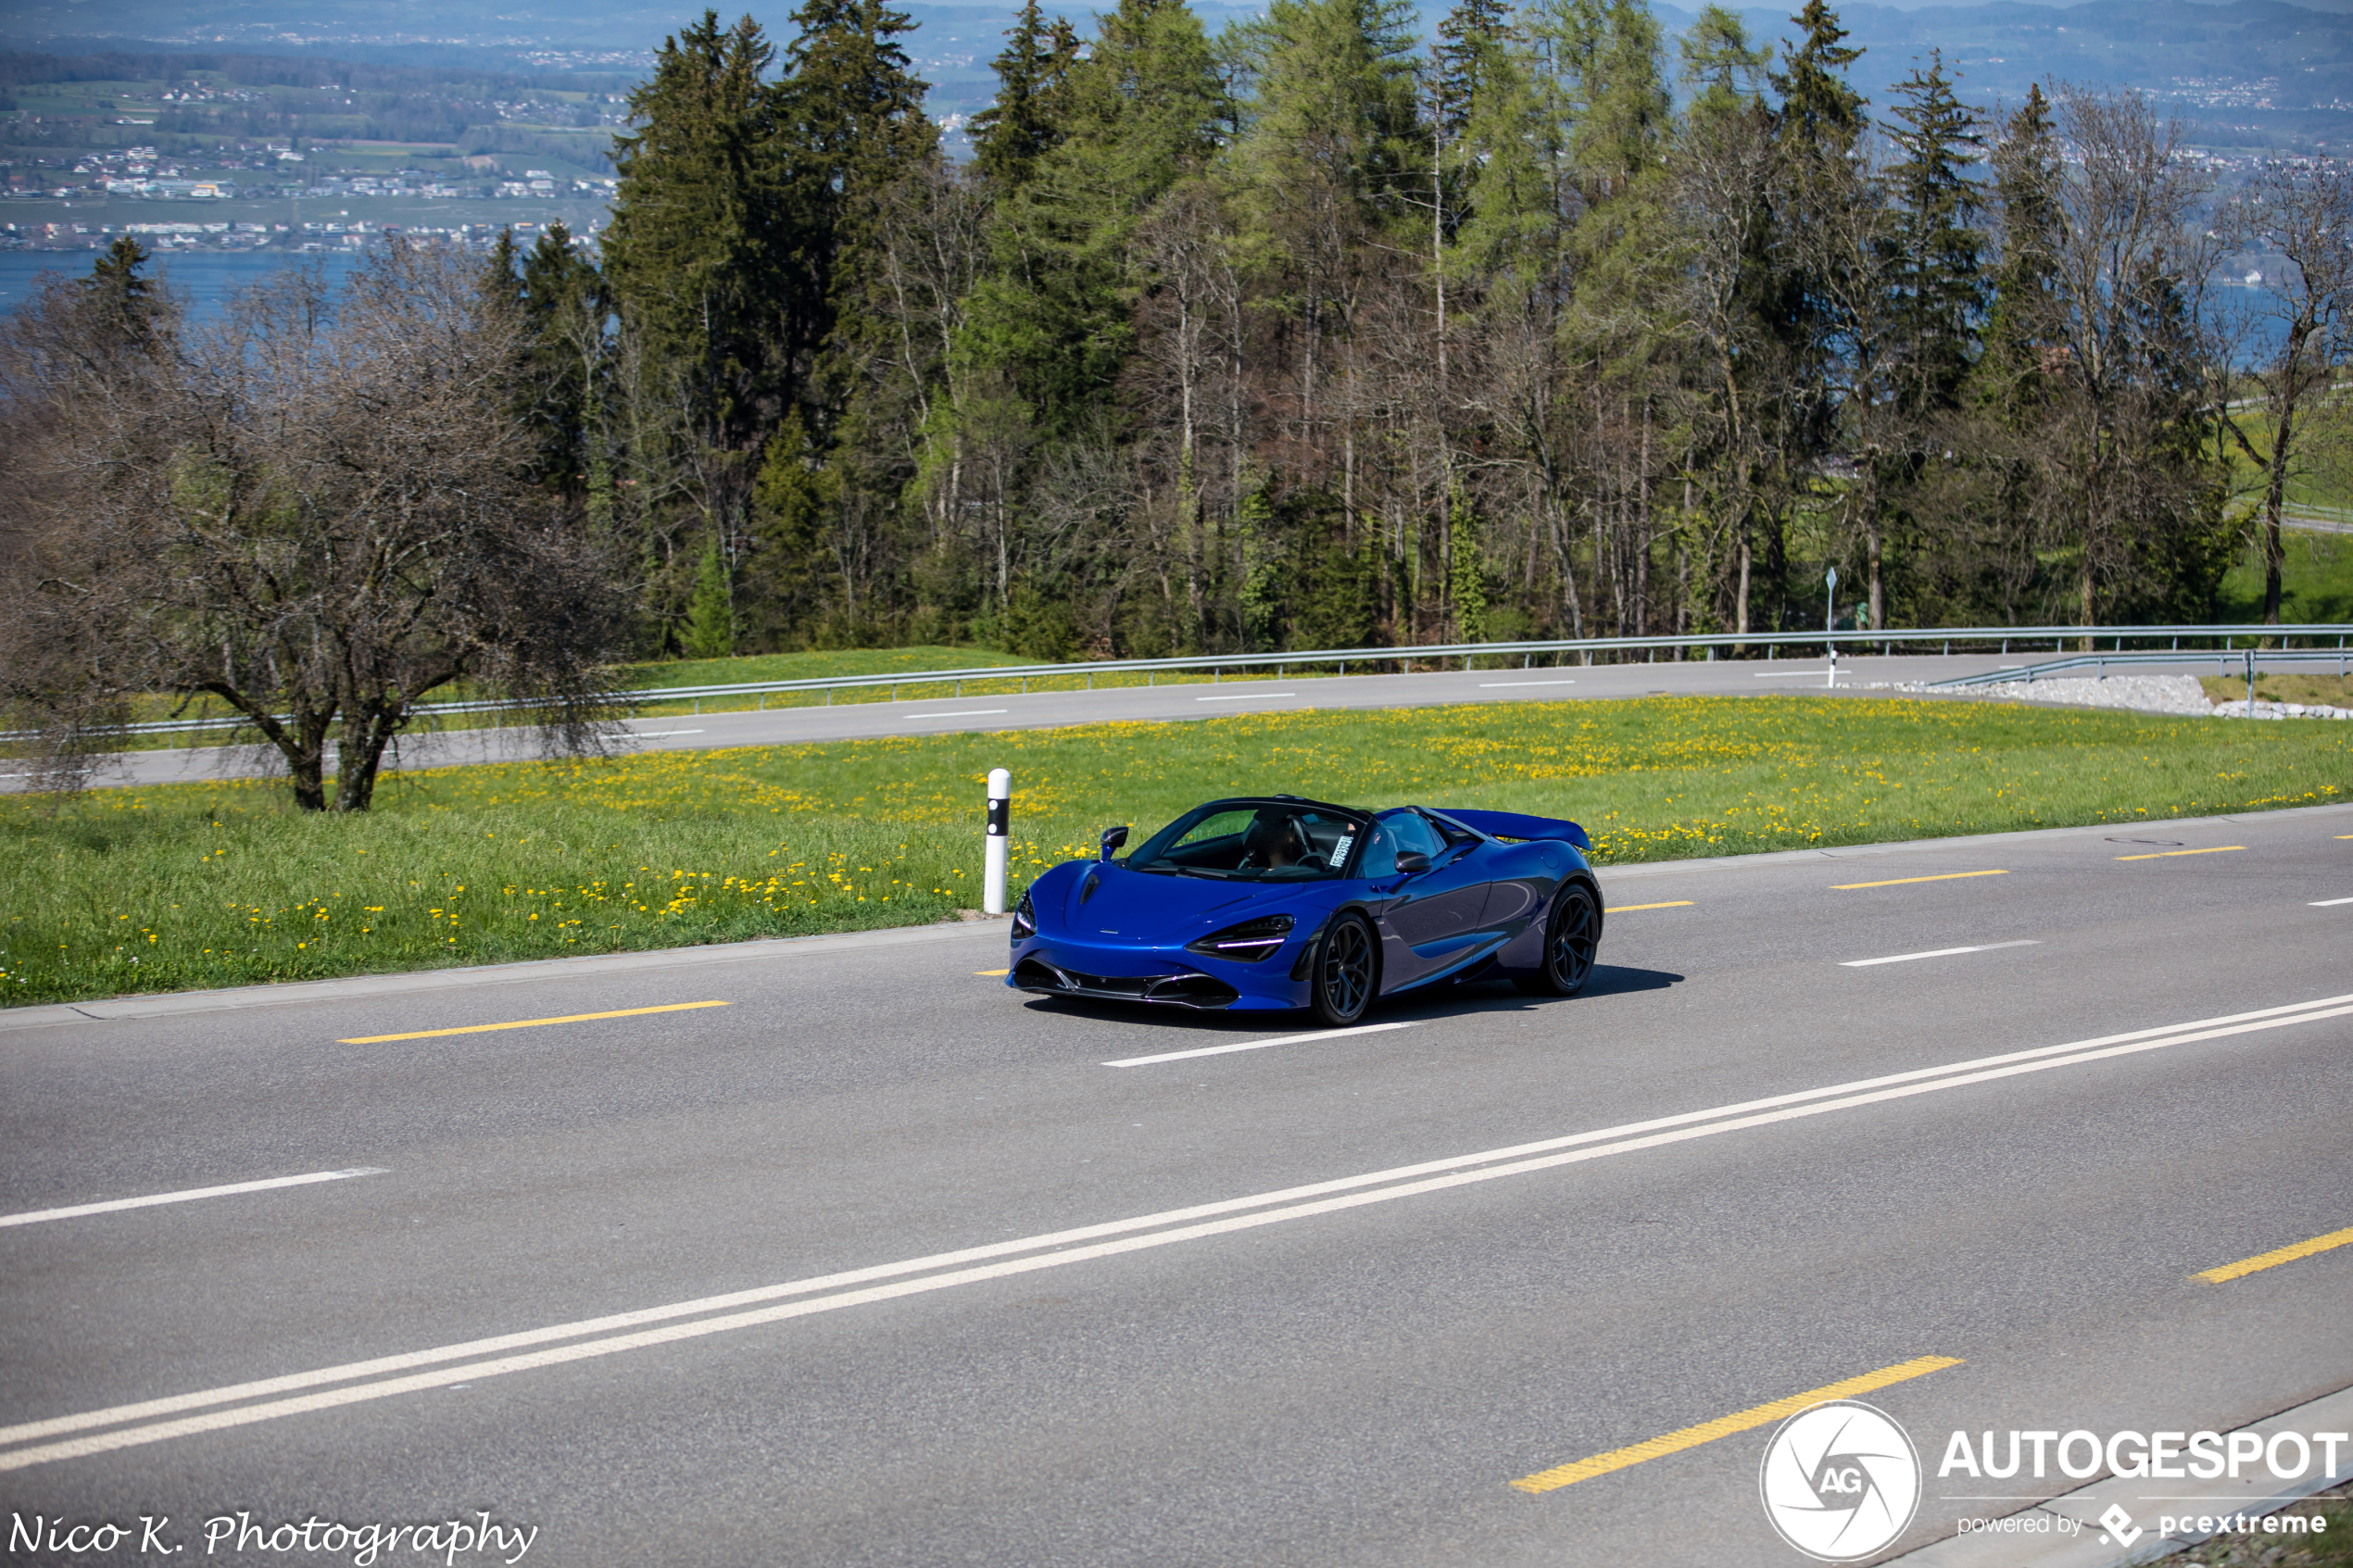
[1515,881,1599,997]
[1309,913,1376,1026]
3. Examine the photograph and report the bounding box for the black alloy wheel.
[1516,882,1599,997]
[1310,914,1376,1026]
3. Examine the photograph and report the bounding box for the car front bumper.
[1007,934,1308,1011]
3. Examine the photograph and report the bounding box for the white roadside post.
[1825,566,1839,689]
[984,767,1012,914]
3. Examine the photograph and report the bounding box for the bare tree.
[0,245,631,809]
[2220,158,2353,624]
[2024,88,2217,632]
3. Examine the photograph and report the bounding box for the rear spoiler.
[1438,809,1590,852]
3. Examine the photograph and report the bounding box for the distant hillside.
[4,0,2348,147]
[1708,1,2353,148]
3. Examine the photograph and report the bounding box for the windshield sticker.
[1332,833,1354,860]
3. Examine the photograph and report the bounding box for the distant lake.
[0,249,369,320]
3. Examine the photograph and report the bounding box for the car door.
[1364,810,1491,985]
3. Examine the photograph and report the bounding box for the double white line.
[6,991,2348,1474]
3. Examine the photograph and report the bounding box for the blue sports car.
[1007,797,1602,1025]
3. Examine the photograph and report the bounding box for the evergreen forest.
[498,0,2288,663]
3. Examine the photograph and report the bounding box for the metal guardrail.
[1929,646,2353,687]
[24,622,2352,743]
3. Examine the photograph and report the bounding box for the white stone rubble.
[1871,672,2352,720]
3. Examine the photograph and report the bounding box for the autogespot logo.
[1760,1399,1925,1562]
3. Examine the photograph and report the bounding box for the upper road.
[83,650,2256,788]
[3,804,2347,1564]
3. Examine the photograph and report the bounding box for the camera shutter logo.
[1758,1399,1924,1562]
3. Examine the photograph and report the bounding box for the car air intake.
[1012,957,1075,992]
[1143,973,1241,1009]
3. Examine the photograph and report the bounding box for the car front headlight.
[1185,912,1294,962]
[1012,889,1037,940]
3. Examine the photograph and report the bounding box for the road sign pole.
[1825,567,1839,689]
[984,768,1012,914]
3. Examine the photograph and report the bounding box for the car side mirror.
[1393,851,1430,874]
[1100,824,1129,860]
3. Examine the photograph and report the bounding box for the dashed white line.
[1102,1019,1425,1067]
[1195,692,1300,703]
[1478,679,1579,687]
[902,709,1009,720]
[6,993,2347,1473]
[2311,897,2353,908]
[0,1168,388,1229]
[1842,939,2040,968]
[630,729,707,737]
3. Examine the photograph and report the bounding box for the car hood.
[1057,861,1324,941]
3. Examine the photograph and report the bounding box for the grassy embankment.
[5,696,2347,1006]
[2218,518,2353,624]
[2197,671,2353,707]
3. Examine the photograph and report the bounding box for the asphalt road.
[75,650,2269,790]
[3,806,2349,1565]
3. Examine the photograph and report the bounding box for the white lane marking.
[8,992,2348,1470]
[901,709,1008,720]
[1102,1019,1425,1068]
[0,1169,387,1230]
[1195,692,1299,702]
[1842,939,2041,968]
[1753,671,1840,681]
[1478,679,1579,687]
[2311,897,2353,908]
[631,729,707,737]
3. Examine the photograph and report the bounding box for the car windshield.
[1124,800,1367,882]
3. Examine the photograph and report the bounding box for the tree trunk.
[1866,496,1883,633]
[2262,392,2296,628]
[334,699,407,811]
[1736,524,1752,640]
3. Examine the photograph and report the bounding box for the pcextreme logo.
[1759,1399,1925,1562]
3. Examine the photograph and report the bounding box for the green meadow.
[5,696,2345,1006]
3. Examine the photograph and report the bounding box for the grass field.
[618,645,1038,689]
[5,696,2347,1007]
[2218,525,2353,623]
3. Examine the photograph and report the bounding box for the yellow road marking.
[2116,846,2245,860]
[1605,901,1694,914]
[2334,835,2353,840]
[1508,1355,1965,1495]
[340,1001,729,1044]
[974,968,1011,977]
[1831,871,2007,890]
[2194,1225,2353,1284]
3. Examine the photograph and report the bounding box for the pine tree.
[1885,51,1985,417]
[1433,0,1510,140]
[1572,0,1670,203]
[964,0,1227,436]
[742,408,843,646]
[972,0,1080,190]
[1974,84,2060,429]
[786,0,937,424]
[786,0,936,261]
[1679,3,1768,114]
[600,12,797,445]
[682,533,738,658]
[516,221,609,495]
[82,234,162,356]
[1771,0,1865,157]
